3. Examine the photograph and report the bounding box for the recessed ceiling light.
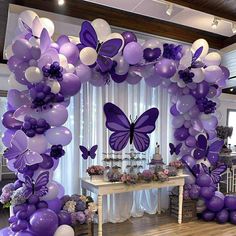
[232,23,236,34]
[166,3,173,16]
[230,88,234,92]
[58,0,65,6]
[211,17,219,29]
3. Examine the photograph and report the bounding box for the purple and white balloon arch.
[0,9,235,236]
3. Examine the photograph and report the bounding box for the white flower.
[88,202,97,212]
[63,200,77,213]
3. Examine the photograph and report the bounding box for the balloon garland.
[0,9,234,236]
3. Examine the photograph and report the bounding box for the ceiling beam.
[0,0,228,64]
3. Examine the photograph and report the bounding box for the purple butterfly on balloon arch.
[78,21,123,73]
[3,130,43,172]
[104,102,159,152]
[79,145,98,160]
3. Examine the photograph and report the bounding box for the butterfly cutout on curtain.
[79,21,122,73]
[190,46,205,68]
[3,130,43,172]
[192,134,224,165]
[104,102,159,152]
[169,143,182,155]
[23,171,49,199]
[79,145,98,160]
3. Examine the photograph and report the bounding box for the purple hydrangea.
[178,68,194,84]
[75,200,86,212]
[42,61,63,82]
[163,43,183,60]
[196,97,216,114]
[76,211,86,224]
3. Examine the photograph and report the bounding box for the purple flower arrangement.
[86,165,105,176]
[140,170,154,182]
[178,68,194,84]
[163,43,183,61]
[121,173,138,184]
[169,160,184,169]
[196,97,216,114]
[61,194,96,225]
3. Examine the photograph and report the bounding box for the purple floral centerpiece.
[86,165,105,176]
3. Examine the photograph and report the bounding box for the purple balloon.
[144,73,162,87]
[59,42,79,64]
[216,209,229,224]
[46,198,62,214]
[56,35,70,47]
[230,211,236,224]
[110,71,128,83]
[12,39,32,61]
[172,115,185,129]
[191,81,209,99]
[188,106,200,118]
[0,227,14,236]
[121,31,137,46]
[126,69,142,85]
[29,209,58,235]
[7,56,22,72]
[168,83,179,94]
[185,136,196,147]
[200,187,215,200]
[75,64,92,83]
[58,210,72,225]
[123,42,143,65]
[225,195,236,211]
[60,73,81,96]
[176,95,196,114]
[202,210,215,221]
[181,155,196,169]
[154,58,176,79]
[170,104,180,116]
[2,110,23,129]
[189,187,200,200]
[2,129,16,147]
[39,154,54,169]
[30,47,41,60]
[15,231,36,236]
[89,71,106,87]
[201,115,218,131]
[14,61,31,86]
[207,196,224,212]
[174,126,189,141]
[207,86,217,98]
[7,90,31,110]
[220,66,230,80]
[143,48,161,62]
[196,174,212,187]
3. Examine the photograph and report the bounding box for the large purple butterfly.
[3,130,43,172]
[79,145,98,160]
[23,171,49,199]
[169,143,182,155]
[79,21,122,72]
[191,46,204,68]
[192,134,224,165]
[104,102,159,152]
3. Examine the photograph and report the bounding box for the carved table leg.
[178,185,183,224]
[158,188,161,214]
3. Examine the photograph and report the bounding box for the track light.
[166,3,173,16]
[58,0,65,6]
[211,17,219,29]
[230,88,234,92]
[232,23,236,34]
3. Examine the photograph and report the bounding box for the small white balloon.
[80,47,98,66]
[105,33,124,52]
[47,80,61,94]
[67,63,75,73]
[92,18,111,42]
[25,66,43,83]
[59,54,69,70]
[68,35,81,44]
[5,45,13,59]
[8,73,27,91]
[192,68,204,83]
[40,17,55,37]
[191,39,209,58]
[204,52,221,66]
[53,225,75,236]
[18,10,38,32]
[29,37,40,47]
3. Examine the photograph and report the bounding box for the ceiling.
[84,0,236,37]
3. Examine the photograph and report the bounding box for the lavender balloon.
[154,58,176,78]
[121,31,137,46]
[123,42,143,65]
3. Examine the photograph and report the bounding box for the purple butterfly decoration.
[192,134,224,165]
[79,21,122,72]
[79,145,98,159]
[23,171,49,199]
[191,46,204,68]
[3,130,43,172]
[104,102,159,152]
[169,143,182,155]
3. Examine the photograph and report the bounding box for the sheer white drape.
[54,80,171,223]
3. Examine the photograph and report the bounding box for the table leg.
[98,195,103,236]
[178,185,183,224]
[157,188,161,214]
[82,187,86,196]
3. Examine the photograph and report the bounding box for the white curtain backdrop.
[55,80,172,223]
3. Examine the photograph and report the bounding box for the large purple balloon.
[46,198,62,214]
[2,110,23,129]
[170,104,180,116]
[59,42,79,64]
[154,58,176,78]
[216,209,229,224]
[174,126,189,141]
[121,31,137,46]
[39,154,54,169]
[176,95,196,114]
[181,155,196,168]
[58,210,72,225]
[207,196,224,212]
[60,73,81,96]
[2,129,16,147]
[201,115,218,131]
[0,227,14,236]
[225,195,236,211]
[202,210,215,221]
[230,211,236,224]
[7,56,22,73]
[196,174,212,187]
[123,42,143,65]
[189,187,200,200]
[144,73,162,87]
[200,186,215,200]
[14,62,31,86]
[12,39,32,61]
[185,136,196,147]
[220,66,230,80]
[29,209,58,235]
[191,81,209,99]
[172,115,185,128]
[75,64,92,83]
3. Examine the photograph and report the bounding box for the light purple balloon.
[60,73,81,96]
[41,104,68,127]
[56,35,70,47]
[208,130,217,140]
[12,39,32,61]
[172,115,185,128]
[7,56,22,72]
[59,42,79,64]
[168,83,179,94]
[184,120,192,129]
[144,73,161,87]
[174,126,189,141]
[57,183,65,199]
[75,64,92,83]
[27,134,48,154]
[7,90,31,110]
[220,66,230,80]
[189,105,200,118]
[176,95,196,114]
[192,119,204,132]
[14,62,31,86]
[182,87,190,95]
[189,127,199,136]
[207,86,217,98]
[30,46,41,60]
[37,48,59,69]
[154,58,176,78]
[45,126,72,146]
[123,42,143,65]
[46,198,62,214]
[201,115,218,131]
[181,154,196,168]
[89,71,106,87]
[160,78,171,88]
[204,66,222,83]
[185,136,196,147]
[191,81,209,99]
[2,130,16,147]
[0,227,14,236]
[170,104,180,116]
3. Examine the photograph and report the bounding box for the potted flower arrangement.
[156,170,169,182]
[139,170,155,182]
[169,160,184,175]
[86,165,105,182]
[121,173,138,185]
[107,166,122,182]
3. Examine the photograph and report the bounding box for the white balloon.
[92,18,111,42]
[68,35,81,44]
[105,33,124,52]
[40,17,55,37]
[67,63,75,73]
[5,45,13,59]
[192,68,204,83]
[47,80,61,94]
[54,225,75,236]
[8,73,27,91]
[27,135,48,154]
[18,10,38,32]
[59,54,69,69]
[80,47,97,66]
[191,39,209,58]
[29,37,40,47]
[25,66,43,83]
[204,52,221,66]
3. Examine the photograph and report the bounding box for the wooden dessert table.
[81,175,187,236]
